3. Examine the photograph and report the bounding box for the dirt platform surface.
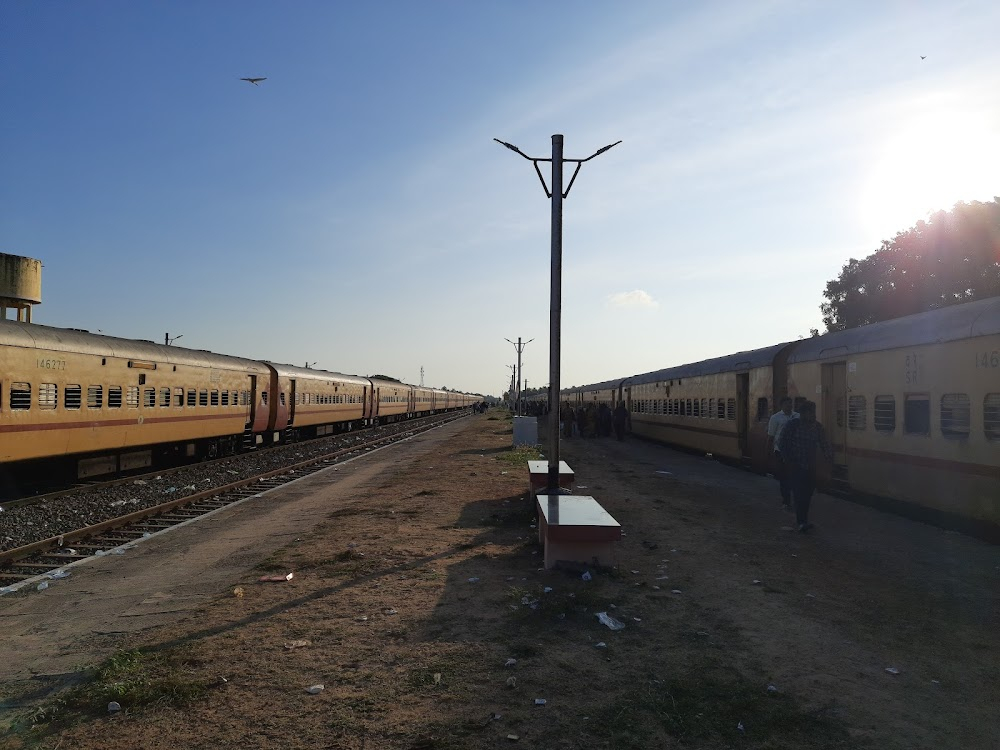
[1,414,997,749]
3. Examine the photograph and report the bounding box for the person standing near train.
[775,400,832,533]
[766,396,798,510]
[613,402,631,441]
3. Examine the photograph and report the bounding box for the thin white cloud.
[607,290,659,309]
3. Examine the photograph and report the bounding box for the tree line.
[821,198,1000,331]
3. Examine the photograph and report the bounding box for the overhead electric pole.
[495,134,620,493]
[505,337,533,416]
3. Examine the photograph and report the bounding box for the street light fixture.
[495,135,620,494]
[165,333,183,346]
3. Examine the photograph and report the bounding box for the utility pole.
[420,366,424,387]
[165,333,183,346]
[495,135,620,493]
[505,337,533,416]
[506,364,516,408]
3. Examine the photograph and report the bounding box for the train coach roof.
[265,362,371,385]
[563,377,629,395]
[0,320,269,372]
[786,296,1000,363]
[626,342,793,386]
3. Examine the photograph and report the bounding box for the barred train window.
[693,399,700,417]
[848,395,866,430]
[126,386,139,408]
[187,389,196,407]
[727,398,736,420]
[39,383,57,410]
[718,399,726,419]
[904,394,929,435]
[873,396,895,432]
[199,390,208,407]
[88,385,103,409]
[144,388,156,408]
[211,390,220,406]
[756,398,769,422]
[174,388,184,407]
[160,388,170,407]
[10,383,31,410]
[702,398,708,417]
[65,385,82,410]
[108,387,122,408]
[709,398,715,418]
[940,394,970,438]
[984,394,1000,440]
[222,390,229,406]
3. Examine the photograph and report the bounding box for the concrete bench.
[535,494,621,570]
[527,460,574,499]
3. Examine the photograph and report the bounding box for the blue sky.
[3,1,999,397]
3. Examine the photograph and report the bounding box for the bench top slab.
[535,494,620,529]
[527,460,573,475]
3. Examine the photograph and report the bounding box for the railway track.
[0,412,467,592]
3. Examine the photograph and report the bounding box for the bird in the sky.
[920,56,926,60]
[240,77,267,85]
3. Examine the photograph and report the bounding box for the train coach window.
[222,390,230,406]
[143,388,155,408]
[10,383,31,410]
[718,399,726,419]
[187,389,196,407]
[127,386,139,408]
[984,394,1000,440]
[39,383,57,410]
[702,398,708,417]
[108,387,122,408]
[874,396,895,432]
[160,388,170,407]
[280,392,286,406]
[727,398,736,420]
[693,399,700,417]
[211,390,219,406]
[756,398,769,422]
[261,391,268,406]
[174,388,183,407]
[88,385,103,409]
[904,394,930,435]
[65,385,82,410]
[199,390,208,406]
[848,396,867,430]
[940,394,970,438]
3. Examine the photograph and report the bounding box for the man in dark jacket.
[612,403,631,441]
[775,400,832,533]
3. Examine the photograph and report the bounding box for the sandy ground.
[1,413,997,750]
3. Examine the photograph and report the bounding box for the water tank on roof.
[0,253,42,323]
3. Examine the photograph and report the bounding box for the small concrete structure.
[512,416,538,447]
[527,460,574,499]
[535,494,621,570]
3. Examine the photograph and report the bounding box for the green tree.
[821,199,1000,331]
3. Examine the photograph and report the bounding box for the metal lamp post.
[495,135,620,493]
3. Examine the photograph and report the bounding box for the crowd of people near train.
[515,399,632,441]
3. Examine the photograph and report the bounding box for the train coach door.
[821,363,847,478]
[247,375,257,426]
[737,373,750,457]
[288,379,297,426]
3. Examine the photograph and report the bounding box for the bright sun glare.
[860,107,1000,242]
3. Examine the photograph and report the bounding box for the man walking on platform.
[766,397,798,510]
[775,400,831,533]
